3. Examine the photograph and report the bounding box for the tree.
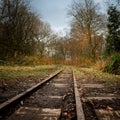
[34,22,52,57]
[69,0,106,60]
[0,0,46,59]
[105,5,120,54]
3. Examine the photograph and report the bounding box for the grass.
[73,67,120,86]
[0,65,59,79]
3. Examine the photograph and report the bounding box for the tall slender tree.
[69,0,106,60]
[106,5,120,54]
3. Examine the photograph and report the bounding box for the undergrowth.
[73,67,120,86]
[104,53,120,75]
[0,65,58,79]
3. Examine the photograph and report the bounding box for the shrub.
[104,53,120,75]
[16,56,40,65]
[94,59,105,70]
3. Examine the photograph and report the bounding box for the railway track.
[0,69,83,120]
[0,68,119,120]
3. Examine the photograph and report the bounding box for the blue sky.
[31,0,106,34]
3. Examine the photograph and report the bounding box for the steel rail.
[73,70,85,120]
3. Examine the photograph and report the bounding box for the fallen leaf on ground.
[106,106,113,111]
[81,97,87,103]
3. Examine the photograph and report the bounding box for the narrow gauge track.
[0,69,84,120]
[0,68,119,120]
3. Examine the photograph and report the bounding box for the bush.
[104,53,120,75]
[15,56,40,65]
[94,59,105,70]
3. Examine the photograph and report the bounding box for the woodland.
[0,0,120,75]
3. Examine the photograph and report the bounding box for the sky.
[31,0,106,35]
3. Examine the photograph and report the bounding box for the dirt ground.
[75,68,120,120]
[0,76,47,103]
